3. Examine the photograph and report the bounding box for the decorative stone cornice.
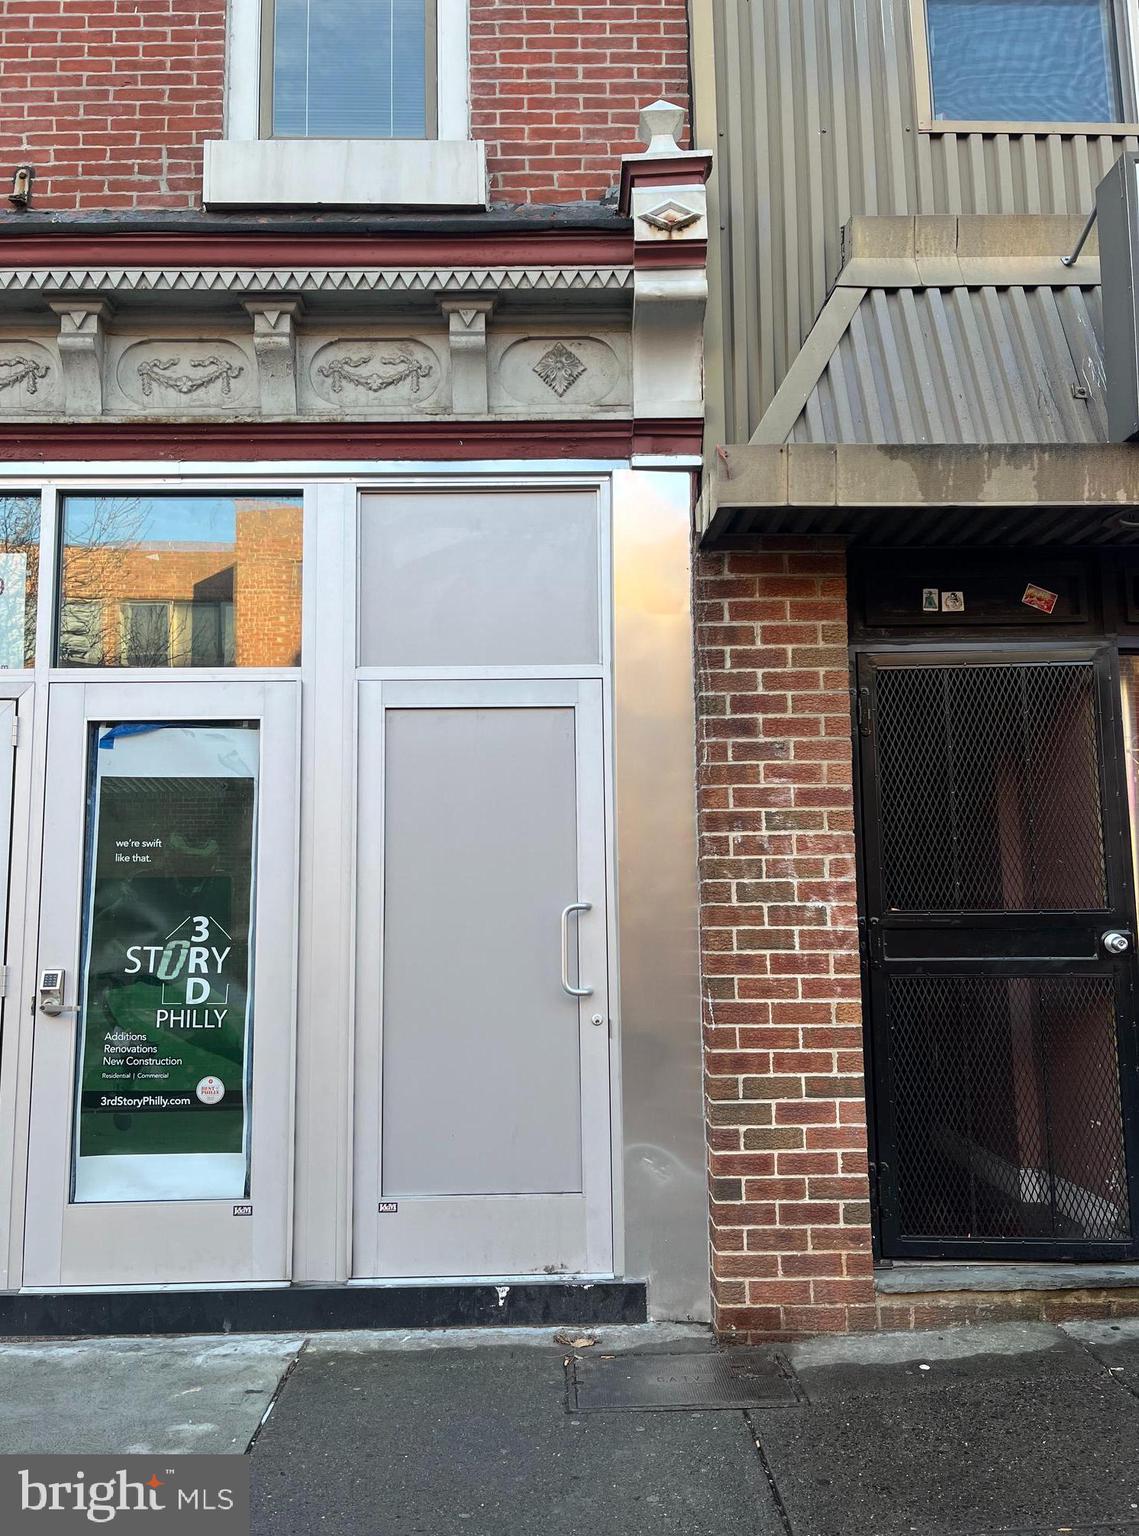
[0,116,707,440]
[48,298,112,415]
[243,298,303,414]
[0,313,638,423]
[441,300,494,415]
[4,266,633,297]
[615,102,712,423]
[617,101,713,229]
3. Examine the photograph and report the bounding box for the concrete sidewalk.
[3,1320,1139,1534]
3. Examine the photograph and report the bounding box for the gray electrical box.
[1097,150,1139,442]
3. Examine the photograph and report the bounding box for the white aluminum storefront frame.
[0,460,708,1319]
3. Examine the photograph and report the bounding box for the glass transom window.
[269,0,430,138]
[0,493,39,669]
[57,493,303,670]
[926,0,1124,122]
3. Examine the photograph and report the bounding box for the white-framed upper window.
[912,0,1139,129]
[266,0,436,139]
[226,0,469,142]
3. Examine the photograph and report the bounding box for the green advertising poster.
[73,723,258,1204]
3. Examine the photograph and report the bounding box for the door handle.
[561,902,593,997]
[38,968,79,1016]
[1102,929,1132,955]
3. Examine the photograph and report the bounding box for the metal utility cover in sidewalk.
[567,1350,799,1412]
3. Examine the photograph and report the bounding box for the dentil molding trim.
[0,266,634,296]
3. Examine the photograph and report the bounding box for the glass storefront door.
[23,680,300,1286]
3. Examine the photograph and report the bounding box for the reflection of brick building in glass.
[59,499,302,669]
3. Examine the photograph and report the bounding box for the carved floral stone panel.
[307,339,442,409]
[0,319,638,420]
[115,339,255,411]
[0,341,60,410]
[493,335,628,409]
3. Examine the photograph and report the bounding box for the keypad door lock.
[38,969,69,1015]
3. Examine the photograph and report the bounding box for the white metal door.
[353,679,613,1279]
[23,680,300,1287]
[0,697,19,1029]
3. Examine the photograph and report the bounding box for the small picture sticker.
[941,590,965,613]
[922,587,939,612]
[1022,582,1059,615]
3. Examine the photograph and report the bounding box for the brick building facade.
[696,536,1139,1342]
[0,0,690,210]
[0,0,714,1330]
[697,543,875,1339]
[9,0,1137,1347]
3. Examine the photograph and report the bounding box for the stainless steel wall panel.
[612,469,708,1323]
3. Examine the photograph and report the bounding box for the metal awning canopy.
[703,443,1139,547]
[699,216,1139,548]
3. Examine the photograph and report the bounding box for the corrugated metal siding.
[791,285,1108,444]
[708,0,1137,442]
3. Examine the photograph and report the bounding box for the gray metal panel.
[788,285,1107,445]
[612,469,709,1324]
[1097,150,1139,440]
[359,490,601,667]
[380,706,583,1197]
[703,0,1139,447]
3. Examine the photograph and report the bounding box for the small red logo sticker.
[1022,583,1059,615]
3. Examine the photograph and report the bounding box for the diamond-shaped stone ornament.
[639,199,702,233]
[532,342,587,397]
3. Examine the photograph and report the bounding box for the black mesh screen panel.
[888,974,1129,1243]
[875,664,1107,912]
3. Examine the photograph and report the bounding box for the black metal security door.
[858,648,1139,1260]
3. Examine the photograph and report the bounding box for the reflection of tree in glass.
[0,495,40,668]
[61,497,151,667]
[63,497,239,669]
[59,495,297,669]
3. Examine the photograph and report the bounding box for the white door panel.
[353,679,612,1279]
[24,680,299,1287]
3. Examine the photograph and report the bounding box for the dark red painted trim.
[633,241,709,271]
[631,419,703,457]
[0,231,634,271]
[618,153,713,214]
[0,418,702,462]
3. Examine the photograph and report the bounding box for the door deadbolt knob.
[1103,930,1131,955]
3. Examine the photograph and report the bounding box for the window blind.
[272,0,428,139]
[927,0,1122,122]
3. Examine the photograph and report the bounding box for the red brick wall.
[233,500,303,667]
[695,542,876,1341]
[470,0,691,202]
[0,0,690,211]
[0,0,227,211]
